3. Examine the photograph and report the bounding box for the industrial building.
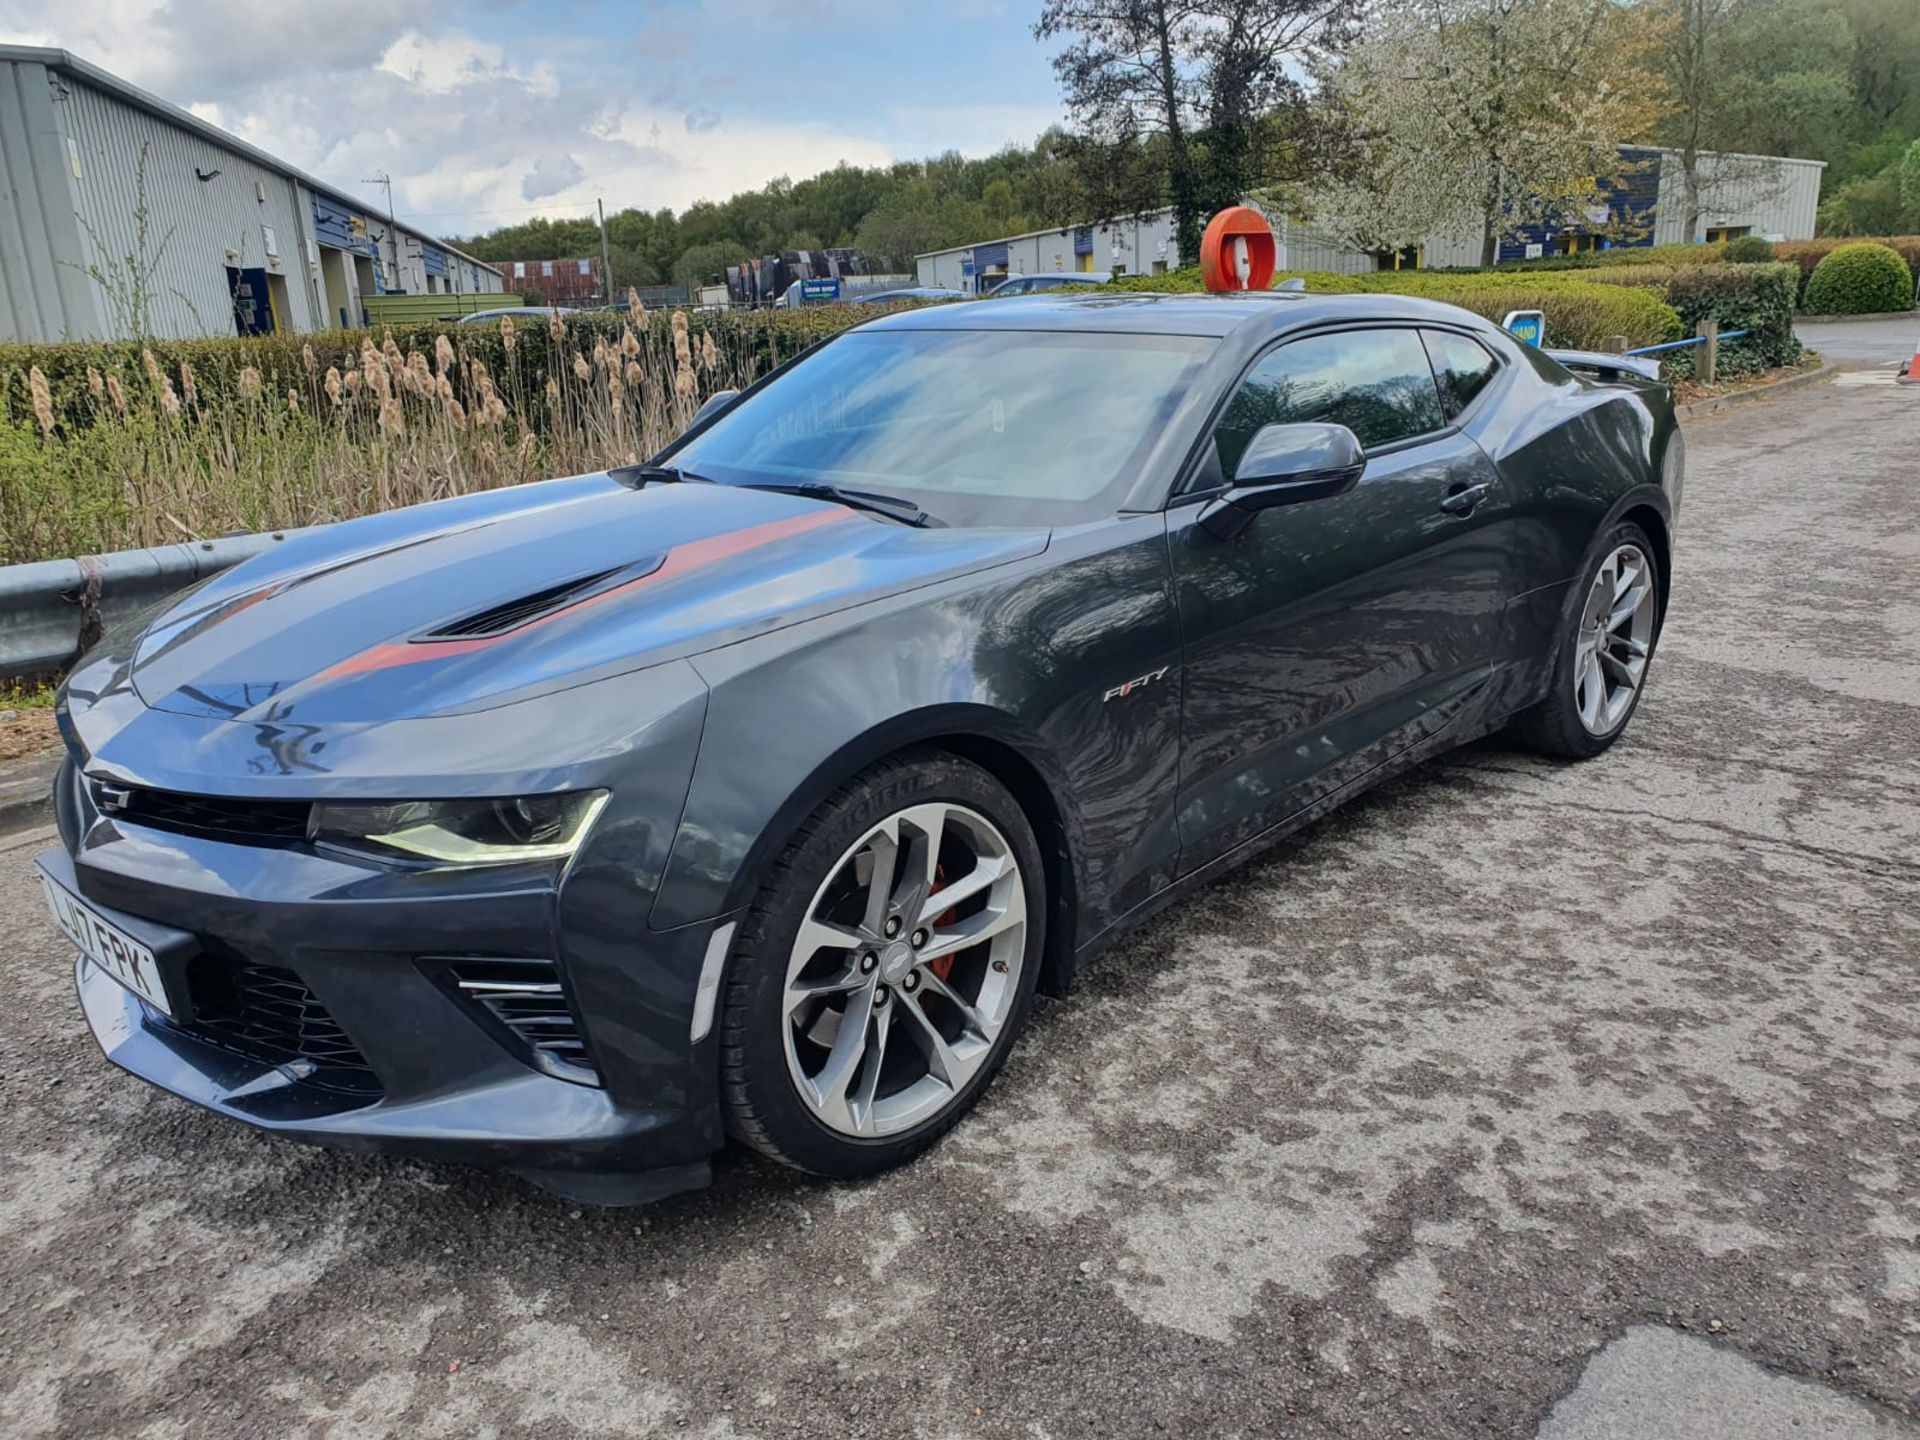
[499,256,605,305]
[0,45,503,343]
[916,146,1826,292]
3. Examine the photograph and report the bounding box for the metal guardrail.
[1626,328,1749,357]
[1,532,297,682]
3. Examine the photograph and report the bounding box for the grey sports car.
[37,290,1681,1204]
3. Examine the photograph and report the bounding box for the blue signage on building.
[800,277,841,302]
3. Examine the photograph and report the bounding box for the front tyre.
[1511,522,1662,759]
[719,750,1044,1178]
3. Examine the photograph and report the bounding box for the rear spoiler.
[1546,348,1662,383]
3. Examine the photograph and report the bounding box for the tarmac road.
[0,374,1915,1439]
[1795,311,1920,367]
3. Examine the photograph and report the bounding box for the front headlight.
[309,791,609,865]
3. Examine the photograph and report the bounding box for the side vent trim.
[433,958,602,1086]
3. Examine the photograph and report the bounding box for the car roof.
[854,289,1492,339]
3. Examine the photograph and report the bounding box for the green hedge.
[1469,242,1729,274]
[1108,267,1684,351]
[1800,242,1916,315]
[1775,235,1920,302]
[1547,261,1799,370]
[1577,265,1681,289]
[1662,264,1802,376]
[1721,235,1774,263]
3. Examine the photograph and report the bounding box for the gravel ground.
[0,707,57,766]
[0,375,1915,1439]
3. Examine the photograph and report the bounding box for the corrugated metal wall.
[55,72,323,338]
[916,212,1184,290]
[1276,218,1378,275]
[924,146,1829,292]
[1652,152,1824,243]
[0,59,101,341]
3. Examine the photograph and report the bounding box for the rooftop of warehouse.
[0,43,502,277]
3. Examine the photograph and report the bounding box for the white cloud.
[596,100,895,209]
[521,151,585,200]
[376,29,556,98]
[884,102,1067,157]
[0,2,1065,234]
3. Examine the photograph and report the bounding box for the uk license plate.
[38,866,175,1019]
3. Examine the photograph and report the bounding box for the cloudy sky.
[0,1,1066,236]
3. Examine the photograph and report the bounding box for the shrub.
[1801,242,1917,315]
[1661,263,1801,377]
[1108,267,1683,351]
[1775,235,1920,303]
[1721,235,1775,263]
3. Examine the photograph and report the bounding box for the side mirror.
[688,389,738,431]
[1199,422,1365,539]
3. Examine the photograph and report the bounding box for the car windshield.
[665,328,1214,526]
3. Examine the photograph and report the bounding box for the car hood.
[121,475,1047,725]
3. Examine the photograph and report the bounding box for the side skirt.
[1065,697,1521,977]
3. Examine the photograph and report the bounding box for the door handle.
[1439,482,1492,515]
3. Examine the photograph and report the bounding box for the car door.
[1167,324,1513,872]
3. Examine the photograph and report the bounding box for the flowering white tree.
[1037,0,1361,265]
[1303,0,1664,265]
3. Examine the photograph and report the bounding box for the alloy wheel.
[782,802,1027,1138]
[1574,542,1656,736]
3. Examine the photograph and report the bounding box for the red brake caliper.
[927,864,959,982]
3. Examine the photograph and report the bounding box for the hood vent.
[418,566,629,641]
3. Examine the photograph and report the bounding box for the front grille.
[97,783,310,847]
[174,955,381,1095]
[443,958,600,1086]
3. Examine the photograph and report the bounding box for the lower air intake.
[443,959,600,1087]
[180,956,381,1096]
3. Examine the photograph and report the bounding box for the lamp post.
[362,170,397,288]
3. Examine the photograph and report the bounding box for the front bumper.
[45,756,730,1205]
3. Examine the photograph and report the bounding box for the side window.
[1423,330,1500,418]
[1213,329,1447,480]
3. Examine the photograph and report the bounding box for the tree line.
[457,0,1920,292]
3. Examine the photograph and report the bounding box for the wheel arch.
[1616,498,1673,639]
[716,706,1082,997]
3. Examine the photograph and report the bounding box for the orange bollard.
[1899,332,1920,383]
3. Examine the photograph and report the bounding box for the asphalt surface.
[1794,312,1920,367]
[1,376,1916,1439]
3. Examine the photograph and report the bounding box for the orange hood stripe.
[314,506,850,682]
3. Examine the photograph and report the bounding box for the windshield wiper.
[608,463,718,488]
[739,481,941,528]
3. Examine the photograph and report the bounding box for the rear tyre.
[719,749,1043,1178]
[1510,521,1662,759]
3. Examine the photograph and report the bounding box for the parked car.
[455,305,569,326]
[984,273,1109,297]
[38,289,1682,1205]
